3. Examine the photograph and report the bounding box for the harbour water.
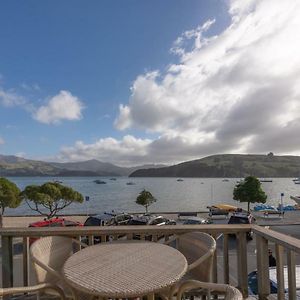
[5,177,300,216]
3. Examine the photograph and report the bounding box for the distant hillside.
[0,155,60,176]
[51,159,129,176]
[0,154,166,176]
[129,154,300,177]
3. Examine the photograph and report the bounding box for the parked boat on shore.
[254,204,278,212]
[290,195,300,205]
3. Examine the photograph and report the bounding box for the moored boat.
[126,182,135,185]
[94,179,107,184]
[259,179,273,183]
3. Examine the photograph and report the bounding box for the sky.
[0,0,300,166]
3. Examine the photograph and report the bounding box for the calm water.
[4,177,300,216]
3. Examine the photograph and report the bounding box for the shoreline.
[3,209,300,228]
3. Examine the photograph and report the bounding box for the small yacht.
[259,178,273,183]
[94,179,107,184]
[126,182,135,185]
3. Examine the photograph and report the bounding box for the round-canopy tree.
[21,182,83,219]
[136,189,156,213]
[0,177,21,227]
[233,176,267,212]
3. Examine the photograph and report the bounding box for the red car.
[29,217,83,244]
[29,217,83,228]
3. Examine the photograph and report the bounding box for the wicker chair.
[0,283,66,299]
[176,280,243,300]
[30,236,91,300]
[163,232,216,299]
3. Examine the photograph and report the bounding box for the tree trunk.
[0,213,3,228]
[248,202,250,212]
[145,205,148,213]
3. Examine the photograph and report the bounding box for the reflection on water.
[5,177,300,215]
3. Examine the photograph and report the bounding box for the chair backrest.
[177,232,216,282]
[30,236,74,283]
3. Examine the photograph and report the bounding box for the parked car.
[128,214,176,240]
[110,213,133,225]
[147,215,176,226]
[83,211,133,243]
[29,217,83,244]
[127,214,176,226]
[84,211,133,226]
[182,216,208,225]
[29,217,83,228]
[84,212,116,227]
[228,212,255,240]
[248,266,300,296]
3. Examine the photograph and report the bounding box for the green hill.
[0,154,166,176]
[129,154,300,177]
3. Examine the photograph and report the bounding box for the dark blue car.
[248,266,300,296]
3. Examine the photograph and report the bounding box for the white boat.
[290,196,300,205]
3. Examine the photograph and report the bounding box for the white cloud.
[15,152,26,158]
[0,88,26,107]
[112,0,300,163]
[20,83,40,91]
[33,90,84,124]
[58,135,152,166]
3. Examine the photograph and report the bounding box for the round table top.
[63,241,188,298]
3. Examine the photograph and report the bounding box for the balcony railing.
[1,224,300,299]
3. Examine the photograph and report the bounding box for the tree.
[21,182,83,219]
[233,176,267,212]
[0,177,21,227]
[136,189,156,213]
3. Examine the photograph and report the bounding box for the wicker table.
[63,240,188,298]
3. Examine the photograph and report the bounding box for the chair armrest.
[31,255,65,282]
[176,280,242,300]
[0,283,66,299]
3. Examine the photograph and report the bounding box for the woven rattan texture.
[63,241,188,297]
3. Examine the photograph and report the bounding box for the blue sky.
[1,1,300,166]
